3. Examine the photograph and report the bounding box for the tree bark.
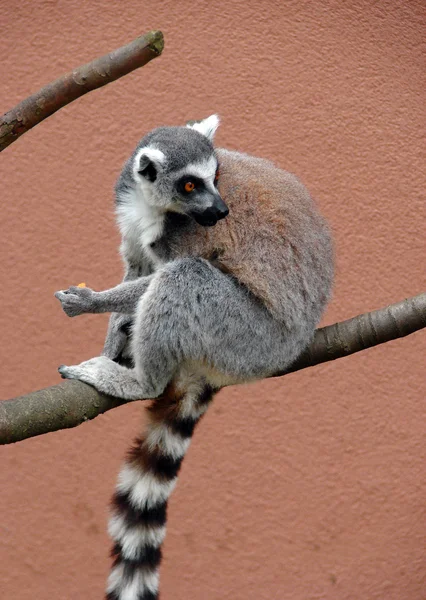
[0,31,164,152]
[1,292,424,445]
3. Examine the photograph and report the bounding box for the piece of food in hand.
[77,282,86,288]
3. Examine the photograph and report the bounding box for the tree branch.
[0,31,164,152]
[274,292,426,376]
[1,293,424,445]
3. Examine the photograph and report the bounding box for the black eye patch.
[176,176,205,195]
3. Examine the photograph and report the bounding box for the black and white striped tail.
[106,382,215,600]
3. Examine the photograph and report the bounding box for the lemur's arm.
[54,274,154,317]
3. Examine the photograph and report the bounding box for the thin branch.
[1,293,424,445]
[275,292,426,376]
[0,31,164,152]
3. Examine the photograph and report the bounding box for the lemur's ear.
[186,114,220,142]
[134,147,166,183]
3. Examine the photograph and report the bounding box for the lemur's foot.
[58,365,69,379]
[58,356,111,384]
[58,363,88,380]
[54,286,97,317]
[57,356,153,399]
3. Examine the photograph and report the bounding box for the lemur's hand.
[54,286,97,317]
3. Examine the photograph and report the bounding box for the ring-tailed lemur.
[55,115,334,600]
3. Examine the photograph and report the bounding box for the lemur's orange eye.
[184,182,195,193]
[215,169,220,181]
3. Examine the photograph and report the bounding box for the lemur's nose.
[212,195,229,220]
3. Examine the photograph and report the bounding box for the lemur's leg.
[54,274,154,317]
[59,257,289,398]
[101,313,133,362]
[101,262,152,360]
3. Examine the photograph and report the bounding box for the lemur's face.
[132,116,229,227]
[170,154,228,227]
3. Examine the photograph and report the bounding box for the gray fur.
[58,257,310,396]
[55,277,154,316]
[55,115,334,399]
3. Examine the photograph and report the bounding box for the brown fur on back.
[173,149,333,328]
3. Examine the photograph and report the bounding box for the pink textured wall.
[1,1,425,599]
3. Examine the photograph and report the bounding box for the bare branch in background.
[1,292,424,445]
[0,31,164,152]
